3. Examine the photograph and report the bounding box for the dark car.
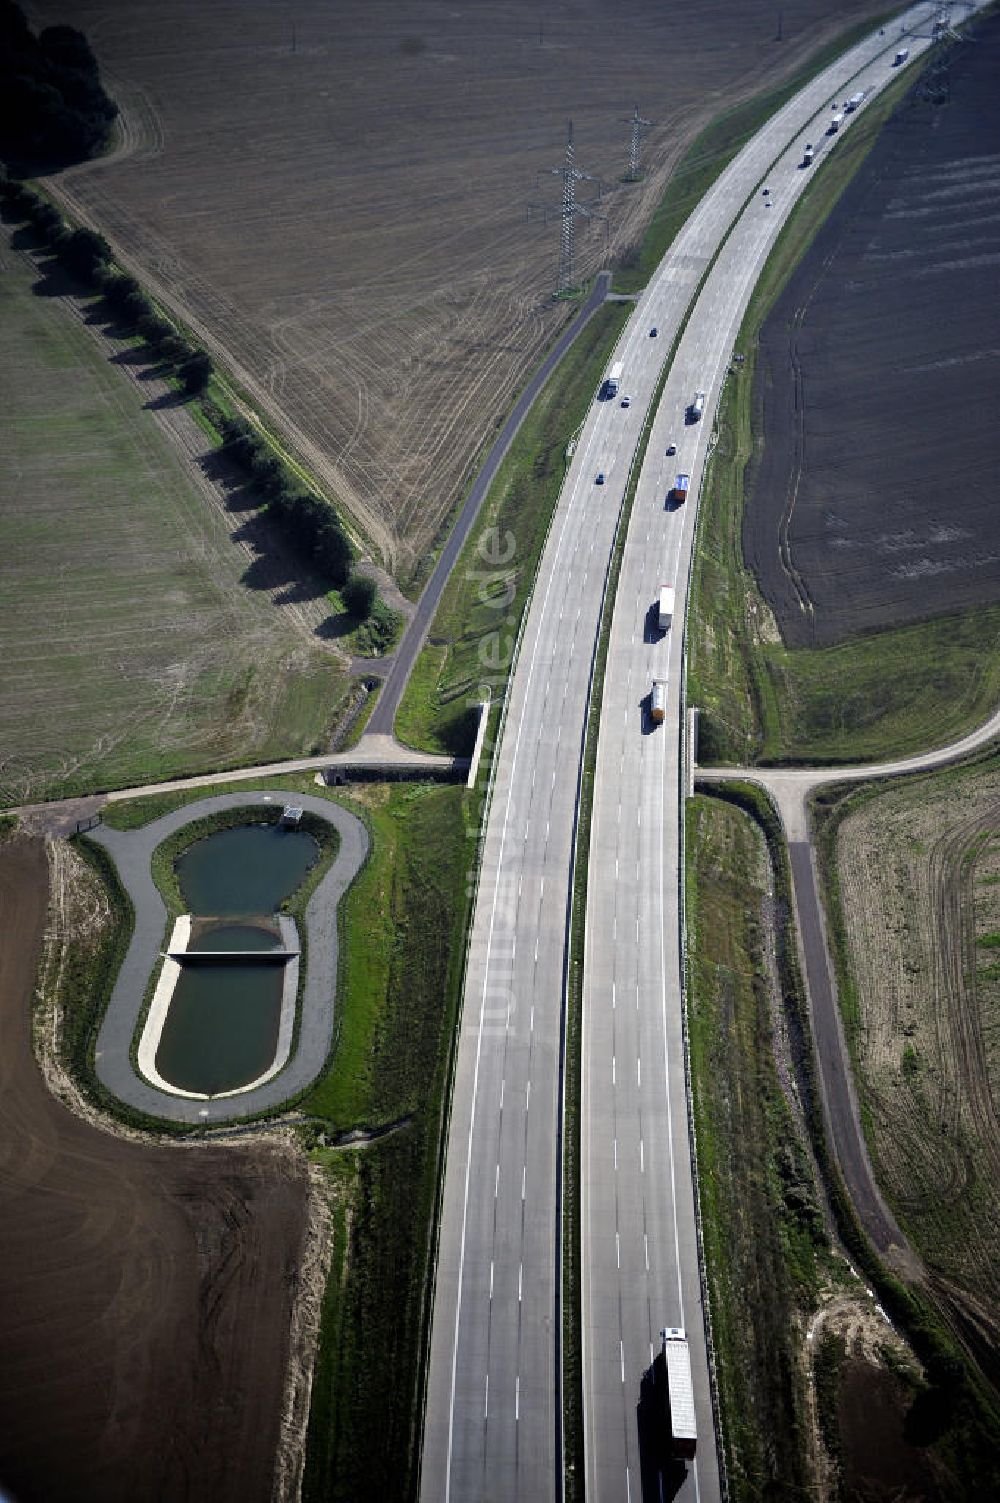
[596,471,605,485]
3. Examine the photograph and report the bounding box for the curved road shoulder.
[695,701,1000,1270]
[90,790,368,1125]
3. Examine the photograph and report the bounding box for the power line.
[623,104,653,182]
[539,120,605,297]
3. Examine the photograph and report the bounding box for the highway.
[582,5,984,1499]
[421,6,967,1501]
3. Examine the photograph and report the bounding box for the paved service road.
[91,791,367,1124]
[582,5,983,1498]
[422,4,974,1502]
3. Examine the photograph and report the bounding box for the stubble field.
[744,10,1000,649]
[33,0,886,586]
[821,754,1000,1393]
[0,223,347,807]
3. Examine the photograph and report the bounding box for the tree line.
[0,2,117,168]
[0,170,388,612]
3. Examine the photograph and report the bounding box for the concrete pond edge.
[90,790,369,1125]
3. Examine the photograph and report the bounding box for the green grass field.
[686,63,1000,767]
[686,793,827,1495]
[0,228,347,806]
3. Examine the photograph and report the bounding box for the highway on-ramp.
[421,6,967,1501]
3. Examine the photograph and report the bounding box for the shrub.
[179,349,212,395]
[61,225,110,281]
[342,574,378,619]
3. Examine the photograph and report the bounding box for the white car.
[665,441,677,456]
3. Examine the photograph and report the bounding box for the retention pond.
[151,821,319,1097]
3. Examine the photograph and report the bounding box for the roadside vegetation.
[613,9,895,293]
[396,300,630,754]
[71,770,474,1503]
[686,59,1000,767]
[687,792,828,1496]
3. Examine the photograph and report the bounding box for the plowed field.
[744,9,1000,647]
[0,836,310,1503]
[833,756,1000,1390]
[33,0,885,583]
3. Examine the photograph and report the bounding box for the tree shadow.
[316,614,354,642]
[30,257,80,299]
[144,388,187,412]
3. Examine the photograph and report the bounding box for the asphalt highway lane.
[581,6,980,1500]
[422,6,972,1501]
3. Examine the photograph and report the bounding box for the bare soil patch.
[834,758,1000,1390]
[34,0,886,583]
[744,10,1000,647]
[0,835,310,1503]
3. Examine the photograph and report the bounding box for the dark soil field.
[744,10,1000,648]
[32,0,885,584]
[0,836,310,1503]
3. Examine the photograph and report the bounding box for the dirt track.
[0,837,309,1503]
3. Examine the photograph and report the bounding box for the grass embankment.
[0,219,348,808]
[300,781,472,1503]
[686,62,1000,767]
[395,301,630,755]
[613,10,895,294]
[686,792,827,1496]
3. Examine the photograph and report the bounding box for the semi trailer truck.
[672,473,690,504]
[894,47,909,65]
[605,361,624,398]
[827,112,844,134]
[660,1328,697,1460]
[687,391,705,422]
[650,681,666,724]
[846,90,865,111]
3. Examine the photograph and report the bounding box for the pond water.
[187,920,284,953]
[154,959,284,1096]
[176,823,318,916]
[151,820,318,1097]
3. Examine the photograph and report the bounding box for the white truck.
[845,90,865,111]
[688,390,705,422]
[661,1328,697,1460]
[658,585,675,632]
[894,47,909,65]
[605,361,624,398]
[827,112,844,134]
[650,681,666,725]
